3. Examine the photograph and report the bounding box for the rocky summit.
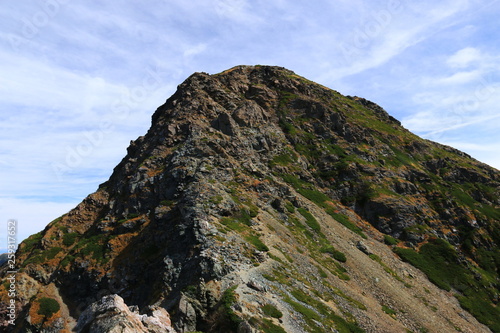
[1,65,500,333]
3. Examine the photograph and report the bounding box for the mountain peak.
[2,66,499,333]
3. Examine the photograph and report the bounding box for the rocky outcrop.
[75,294,176,333]
[1,65,498,333]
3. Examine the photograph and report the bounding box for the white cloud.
[444,141,499,152]
[437,69,483,85]
[320,0,474,82]
[0,51,128,113]
[0,198,77,251]
[1,0,500,245]
[447,47,482,68]
[401,39,500,149]
[403,85,500,135]
[215,0,253,21]
[424,113,500,136]
[183,43,208,57]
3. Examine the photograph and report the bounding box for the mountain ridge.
[1,65,499,332]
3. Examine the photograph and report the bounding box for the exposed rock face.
[75,294,175,333]
[1,65,499,332]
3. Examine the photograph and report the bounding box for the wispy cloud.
[436,69,484,85]
[1,0,499,244]
[447,47,483,68]
[402,45,500,134]
[0,198,76,250]
[319,0,473,81]
[0,51,127,112]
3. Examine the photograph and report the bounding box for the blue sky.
[1,0,500,248]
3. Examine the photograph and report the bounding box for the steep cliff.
[1,65,499,332]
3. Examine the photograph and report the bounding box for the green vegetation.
[383,234,399,246]
[249,317,287,333]
[279,120,298,135]
[275,248,294,263]
[116,213,141,224]
[284,201,295,213]
[284,288,364,333]
[327,212,367,239]
[268,252,285,264]
[220,205,257,232]
[342,97,415,141]
[20,232,43,253]
[218,200,268,252]
[382,305,397,316]
[425,180,500,224]
[220,216,247,233]
[295,142,322,160]
[159,199,175,207]
[319,245,347,263]
[281,174,366,238]
[317,266,328,278]
[246,204,259,218]
[245,234,269,252]
[80,242,106,261]
[402,224,428,239]
[221,285,241,328]
[261,319,287,333]
[449,183,500,221]
[475,247,500,274]
[262,273,277,282]
[297,208,321,233]
[74,234,109,263]
[451,187,476,207]
[62,232,79,246]
[326,143,348,158]
[261,304,283,318]
[278,205,351,281]
[46,247,62,260]
[58,225,68,233]
[478,204,500,220]
[60,255,75,268]
[277,91,299,113]
[333,260,351,281]
[385,145,415,167]
[394,239,500,332]
[183,284,198,297]
[394,239,462,291]
[285,295,321,322]
[354,181,378,204]
[270,149,298,167]
[37,297,60,319]
[209,195,223,205]
[281,174,329,206]
[332,250,347,263]
[457,293,500,333]
[23,246,63,267]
